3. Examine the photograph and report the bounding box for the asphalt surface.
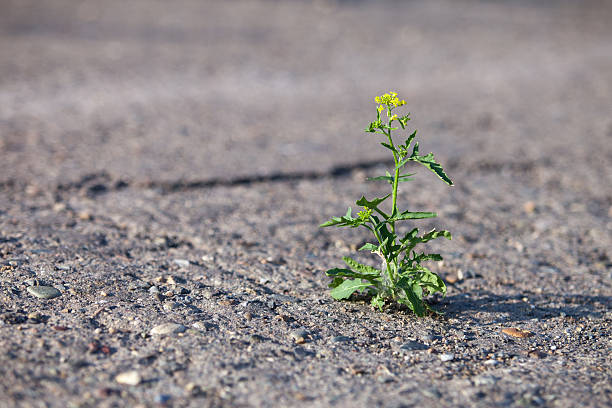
[1,1,611,407]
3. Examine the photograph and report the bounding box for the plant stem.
[387,125,400,235]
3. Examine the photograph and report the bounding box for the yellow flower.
[358,208,372,221]
[375,92,406,108]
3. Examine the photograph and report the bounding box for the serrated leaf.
[397,277,425,316]
[342,256,380,276]
[412,152,453,186]
[412,253,443,264]
[356,194,391,210]
[411,141,420,157]
[326,267,380,283]
[358,243,378,252]
[415,266,446,296]
[380,142,397,153]
[402,228,419,242]
[329,278,371,300]
[320,207,368,228]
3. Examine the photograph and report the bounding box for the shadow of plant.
[441,291,610,322]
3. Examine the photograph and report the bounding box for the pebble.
[154,394,171,404]
[27,286,61,299]
[148,286,160,294]
[192,321,208,331]
[173,259,190,268]
[439,353,455,362]
[27,311,43,322]
[163,302,180,312]
[484,359,499,366]
[150,323,186,336]
[501,327,532,338]
[331,336,351,343]
[290,329,310,344]
[400,340,428,351]
[473,375,498,386]
[115,371,141,386]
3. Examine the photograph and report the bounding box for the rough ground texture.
[1,0,611,407]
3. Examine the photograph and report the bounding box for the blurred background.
[1,0,611,196]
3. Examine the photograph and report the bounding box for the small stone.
[185,382,203,396]
[445,274,458,284]
[400,340,428,351]
[501,327,532,338]
[150,323,186,336]
[27,286,61,299]
[115,371,141,386]
[439,353,455,362]
[163,302,179,312]
[173,259,190,268]
[528,350,546,359]
[27,311,43,322]
[484,359,499,366]
[154,394,171,404]
[244,312,253,321]
[192,321,208,331]
[523,201,536,214]
[148,286,159,294]
[290,329,310,344]
[331,336,351,343]
[473,375,498,386]
[77,211,92,221]
[166,276,177,285]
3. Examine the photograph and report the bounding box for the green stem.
[386,123,400,235]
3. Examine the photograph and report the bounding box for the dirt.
[1,0,611,407]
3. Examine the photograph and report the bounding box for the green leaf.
[420,229,452,242]
[402,228,419,242]
[412,253,443,264]
[356,194,391,210]
[342,256,380,276]
[412,152,453,186]
[358,243,378,252]
[415,266,446,296]
[404,130,416,148]
[397,173,416,182]
[411,141,420,157]
[326,267,379,283]
[390,211,437,222]
[320,207,368,228]
[401,229,451,253]
[370,294,385,310]
[329,277,344,288]
[396,277,425,316]
[367,175,394,184]
[380,143,397,153]
[329,278,371,300]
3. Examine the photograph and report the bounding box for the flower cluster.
[375,92,406,109]
[357,208,373,221]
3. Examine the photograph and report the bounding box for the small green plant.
[320,92,453,316]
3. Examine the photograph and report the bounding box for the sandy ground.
[1,0,611,407]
